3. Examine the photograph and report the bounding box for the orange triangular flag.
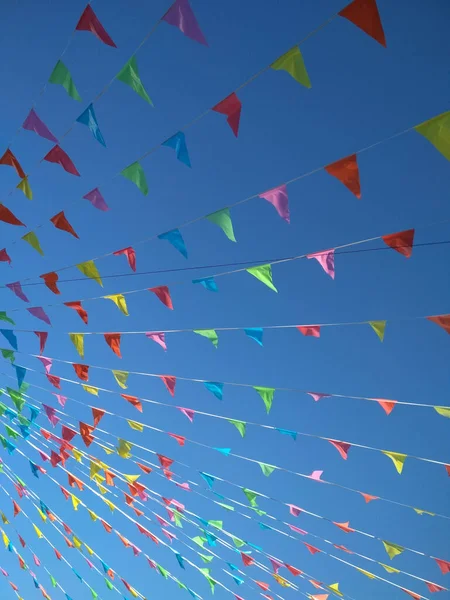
[92,408,105,427]
[13,500,21,516]
[428,315,450,335]
[40,272,60,294]
[374,398,397,415]
[137,463,152,474]
[360,492,379,503]
[50,211,79,238]
[339,0,386,47]
[121,394,143,412]
[381,229,414,258]
[73,363,89,381]
[104,332,122,357]
[324,154,361,198]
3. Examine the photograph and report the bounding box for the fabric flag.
[325,154,361,198]
[158,229,187,258]
[121,161,148,195]
[0,149,26,178]
[163,132,191,167]
[6,281,29,303]
[0,204,25,226]
[146,331,166,351]
[247,264,277,291]
[212,93,242,137]
[113,246,136,272]
[229,419,246,437]
[428,314,450,335]
[244,327,263,346]
[73,363,89,381]
[35,330,48,354]
[383,541,404,560]
[383,451,407,474]
[48,61,81,100]
[194,329,218,348]
[83,188,109,211]
[27,307,51,325]
[277,428,297,440]
[161,375,176,396]
[22,108,58,143]
[374,398,397,415]
[193,277,217,292]
[43,145,80,176]
[22,231,44,255]
[17,177,32,200]
[122,394,143,412]
[64,301,88,324]
[0,329,17,350]
[39,272,59,295]
[329,440,351,460]
[339,0,386,46]
[15,366,26,389]
[297,325,321,337]
[205,208,236,242]
[162,0,207,45]
[112,370,129,389]
[178,406,194,422]
[415,111,450,161]
[369,320,386,341]
[76,4,116,47]
[381,229,414,258]
[271,46,311,88]
[0,248,12,264]
[76,104,106,146]
[203,381,223,400]
[117,56,152,104]
[259,184,290,223]
[43,404,59,427]
[70,333,84,358]
[259,462,276,477]
[77,260,102,286]
[254,386,274,413]
[104,333,121,357]
[307,249,335,279]
[105,294,129,316]
[149,285,173,309]
[50,211,79,238]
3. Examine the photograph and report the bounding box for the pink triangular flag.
[22,108,58,143]
[37,356,52,374]
[307,392,330,402]
[288,524,307,535]
[307,249,335,279]
[113,246,136,272]
[269,558,283,573]
[42,404,60,427]
[83,187,109,211]
[259,184,290,223]
[297,325,321,338]
[177,407,195,422]
[53,393,67,407]
[162,0,207,45]
[309,470,323,481]
[287,504,302,517]
[43,145,80,176]
[328,440,351,460]
[28,306,51,325]
[160,375,176,396]
[146,332,167,351]
[175,482,191,491]
[6,281,29,302]
[162,529,176,543]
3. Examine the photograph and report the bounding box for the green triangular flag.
[250,507,266,516]
[254,386,275,413]
[0,312,15,326]
[208,520,223,530]
[90,588,98,599]
[217,502,234,512]
[17,177,32,200]
[17,414,30,427]
[242,488,258,507]
[77,260,103,286]
[228,419,246,437]
[232,536,245,548]
[157,564,170,579]
[105,578,114,590]
[1,349,15,363]
[382,540,405,560]
[369,320,386,342]
[112,370,129,389]
[22,231,44,255]
[271,46,311,88]
[259,462,276,477]
[0,403,6,417]
[49,60,81,101]
[121,161,148,195]
[246,264,277,292]
[192,536,207,547]
[117,56,153,105]
[415,111,450,161]
[8,388,24,413]
[50,575,57,588]
[193,329,218,348]
[199,553,214,563]
[69,333,84,358]
[205,208,236,242]
[5,425,19,439]
[173,509,183,528]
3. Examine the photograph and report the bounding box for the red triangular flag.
[43,145,80,176]
[0,248,11,264]
[212,93,242,137]
[241,553,255,566]
[0,204,25,226]
[381,229,414,258]
[104,333,122,357]
[50,450,62,467]
[18,535,26,547]
[121,394,143,412]
[92,408,105,427]
[13,500,21,516]
[40,272,60,294]
[297,325,320,338]
[34,331,48,354]
[374,398,397,415]
[168,433,185,446]
[304,542,321,555]
[60,487,70,500]
[428,315,450,335]
[54,548,62,560]
[113,246,136,272]
[402,589,421,600]
[137,463,152,474]
[104,470,116,486]
[339,0,386,47]
[79,422,95,447]
[445,464,450,477]
[46,374,61,389]
[284,564,302,576]
[64,300,88,324]
[61,426,77,442]
[76,4,117,47]
[149,285,173,309]
[73,363,89,381]
[333,521,354,533]
[101,519,113,533]
[50,211,79,238]
[426,582,445,593]
[160,375,176,396]
[157,454,174,469]
[255,581,270,592]
[68,473,84,490]
[328,439,351,460]
[435,558,450,575]
[324,154,361,198]
[0,149,26,178]
[360,492,379,503]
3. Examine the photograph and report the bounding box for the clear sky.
[0,1,449,599]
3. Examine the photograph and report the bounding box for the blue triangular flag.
[34,578,40,588]
[277,428,297,441]
[40,500,49,513]
[187,589,197,599]
[244,327,263,346]
[233,576,244,586]
[227,563,238,571]
[101,560,110,574]
[7,542,13,552]
[200,472,215,489]
[203,381,223,400]
[213,491,225,500]
[258,522,272,531]
[15,365,26,388]
[76,103,106,146]
[158,229,187,258]
[30,461,39,477]
[0,329,18,350]
[175,552,185,569]
[192,277,218,292]
[162,132,191,167]
[28,405,40,423]
[214,447,231,456]
[19,425,30,439]
[72,568,83,583]
[204,530,217,546]
[65,596,73,600]
[5,439,16,454]
[197,516,209,527]
[247,542,263,551]
[5,408,15,421]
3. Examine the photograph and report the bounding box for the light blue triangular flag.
[19,425,30,439]
[192,277,218,292]
[214,447,231,456]
[277,428,297,441]
[175,552,185,569]
[203,381,223,400]
[15,365,26,389]
[197,516,209,527]
[158,229,187,258]
[200,472,215,489]
[227,563,238,571]
[204,531,217,546]
[247,542,263,551]
[233,577,244,586]
[258,522,272,531]
[72,568,83,583]
[28,405,40,423]
[0,329,18,350]
[76,104,106,146]
[30,461,39,477]
[244,327,263,346]
[5,439,16,454]
[162,132,191,167]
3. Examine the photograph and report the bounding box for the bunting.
[48,61,81,101]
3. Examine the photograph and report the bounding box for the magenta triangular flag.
[162,0,207,45]
[22,109,58,143]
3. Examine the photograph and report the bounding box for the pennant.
[277,427,297,440]
[117,439,132,458]
[328,439,351,460]
[0,329,17,350]
[163,132,191,167]
[0,204,24,226]
[435,406,450,419]
[369,320,386,341]
[105,294,129,316]
[43,145,80,176]
[117,56,152,104]
[92,408,105,427]
[0,149,26,178]
[259,462,276,477]
[46,374,61,389]
[339,0,386,46]
[43,404,59,427]
[428,314,450,335]
[17,177,32,200]
[22,108,57,142]
[64,301,88,323]
[194,329,218,348]
[127,420,144,432]
[415,111,450,161]
[22,232,44,255]
[122,394,143,412]
[76,4,116,46]
[160,375,176,396]
[324,154,361,198]
[27,307,51,325]
[158,229,187,258]
[206,208,236,242]
[383,451,407,474]
[212,93,242,137]
[104,333,121,357]
[229,419,246,437]
[50,211,79,238]
[242,327,263,347]
[0,248,11,264]
[201,381,223,401]
[360,492,379,503]
[380,231,417,263]
[80,422,95,446]
[76,260,102,286]
[0,311,15,325]
[49,60,81,100]
[247,264,277,291]
[297,325,321,337]
[157,454,174,469]
[69,333,84,358]
[149,285,173,309]
[435,558,450,575]
[15,366,26,388]
[383,540,405,560]
[254,386,274,413]
[40,272,60,295]
[83,187,109,211]
[333,521,354,533]
[307,249,335,279]
[146,331,167,351]
[271,46,311,87]
[193,277,218,292]
[162,0,207,45]
[327,583,343,597]
[112,370,129,389]
[374,398,397,415]
[178,406,194,422]
[121,161,148,195]
[111,248,136,275]
[73,363,89,381]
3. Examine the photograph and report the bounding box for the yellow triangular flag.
[327,583,343,596]
[1,512,9,524]
[414,508,435,516]
[100,444,114,455]
[124,474,140,484]
[382,540,404,560]
[82,385,99,396]
[22,231,44,256]
[380,563,400,574]
[93,473,105,484]
[112,370,129,389]
[17,177,33,200]
[71,495,81,511]
[37,508,47,522]
[33,524,43,538]
[77,260,102,286]
[84,543,94,556]
[88,510,98,522]
[97,484,108,495]
[2,531,9,547]
[103,498,116,512]
[273,574,292,587]
[90,461,102,479]
[356,568,376,579]
[72,449,83,463]
[69,333,84,358]
[434,406,450,418]
[382,451,407,474]
[127,420,144,432]
[368,320,386,342]
[105,294,129,316]
[73,536,82,549]
[129,588,139,599]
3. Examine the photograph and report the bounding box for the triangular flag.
[76,4,116,47]
[146,331,167,351]
[178,406,194,422]
[40,272,60,294]
[328,440,351,460]
[49,60,81,100]
[435,558,450,575]
[92,408,105,427]
[271,46,311,87]
[339,0,386,46]
[434,406,450,419]
[163,132,191,167]
[162,0,207,45]
[77,260,102,286]
[22,108,57,142]
[374,398,397,415]
[64,301,88,323]
[43,145,80,176]
[0,149,26,178]
[415,111,450,161]
[307,249,335,279]
[105,294,129,316]
[229,419,246,437]
[112,370,129,389]
[244,327,263,346]
[194,329,218,348]
[50,211,79,238]
[259,183,290,223]
[121,161,148,195]
[259,462,276,477]
[193,276,218,292]
[369,320,386,341]
[69,333,84,358]
[73,363,89,381]
[127,420,143,432]
[203,381,223,400]
[327,583,343,597]
[1,330,17,350]
[104,333,121,357]
[383,540,405,560]
[247,264,277,291]
[160,375,176,396]
[324,154,361,198]
[17,177,32,200]
[205,208,236,242]
[149,285,173,309]
[381,229,415,258]
[0,204,25,226]
[83,187,109,211]
[297,325,321,337]
[22,231,44,255]
[117,56,152,104]
[212,93,242,137]
[383,451,407,474]
[428,314,450,335]
[254,386,274,413]
[0,248,12,264]
[158,229,187,258]
[122,394,143,412]
[113,246,136,272]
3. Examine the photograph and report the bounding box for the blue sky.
[0,0,449,599]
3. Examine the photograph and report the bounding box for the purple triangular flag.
[28,306,51,325]
[83,187,109,211]
[42,404,60,428]
[259,184,290,223]
[6,281,29,303]
[22,109,58,143]
[37,356,52,374]
[162,0,207,45]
